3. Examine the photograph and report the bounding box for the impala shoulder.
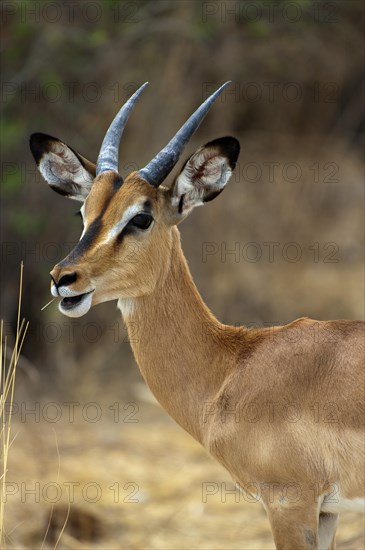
[286,316,365,329]
[279,317,365,340]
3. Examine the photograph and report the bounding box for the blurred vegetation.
[1,1,364,547]
[0,0,364,391]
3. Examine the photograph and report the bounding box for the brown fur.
[45,163,364,549]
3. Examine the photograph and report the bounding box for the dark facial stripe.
[59,215,103,266]
[59,175,127,265]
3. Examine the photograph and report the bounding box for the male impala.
[30,82,364,549]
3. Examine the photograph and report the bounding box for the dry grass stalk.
[0,263,28,547]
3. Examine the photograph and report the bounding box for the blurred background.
[1,0,364,547]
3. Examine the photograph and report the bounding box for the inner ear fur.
[167,136,240,221]
[29,132,96,201]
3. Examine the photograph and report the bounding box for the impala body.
[30,83,365,549]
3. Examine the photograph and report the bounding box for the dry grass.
[3,393,365,549]
[0,263,29,547]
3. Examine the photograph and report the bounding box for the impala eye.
[129,213,153,230]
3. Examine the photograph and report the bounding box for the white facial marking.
[51,283,59,297]
[99,200,151,245]
[57,286,93,298]
[79,203,87,238]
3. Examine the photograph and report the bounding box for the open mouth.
[61,292,90,309]
[59,290,94,317]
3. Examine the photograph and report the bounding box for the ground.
[3,390,365,549]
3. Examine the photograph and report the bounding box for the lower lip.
[59,291,94,317]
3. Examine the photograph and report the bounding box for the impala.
[30,82,364,549]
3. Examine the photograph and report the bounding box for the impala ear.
[29,133,96,202]
[168,136,240,222]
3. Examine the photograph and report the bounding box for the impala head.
[30,82,240,318]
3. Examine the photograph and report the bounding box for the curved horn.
[96,82,148,176]
[139,82,230,187]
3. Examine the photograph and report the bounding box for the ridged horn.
[96,82,148,176]
[139,82,230,187]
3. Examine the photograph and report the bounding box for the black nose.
[57,272,77,288]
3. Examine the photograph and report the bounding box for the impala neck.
[119,227,236,443]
